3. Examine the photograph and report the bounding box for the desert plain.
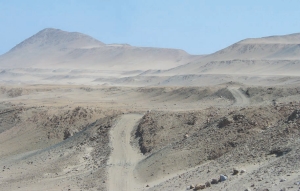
[0,29,300,191]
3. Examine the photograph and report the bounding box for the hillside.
[0,28,198,70]
[0,30,299,85]
[163,33,300,76]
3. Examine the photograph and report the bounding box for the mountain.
[209,33,300,60]
[162,33,300,76]
[10,28,105,51]
[0,28,199,70]
[0,29,299,85]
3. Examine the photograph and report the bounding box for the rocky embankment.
[134,102,300,190]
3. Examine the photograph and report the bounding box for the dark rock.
[205,181,211,187]
[269,147,292,157]
[288,110,300,121]
[211,179,218,184]
[218,117,233,128]
[194,184,205,190]
[63,129,72,140]
[233,169,239,175]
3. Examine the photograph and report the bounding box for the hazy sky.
[1,0,300,55]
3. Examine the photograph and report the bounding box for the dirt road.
[228,87,250,106]
[107,114,144,191]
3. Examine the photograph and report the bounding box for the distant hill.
[209,33,300,60]
[162,33,300,76]
[0,29,299,85]
[0,28,199,70]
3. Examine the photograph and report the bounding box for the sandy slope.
[160,33,300,77]
[0,28,199,70]
[108,114,144,191]
[0,29,299,86]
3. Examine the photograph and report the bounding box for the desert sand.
[0,29,300,191]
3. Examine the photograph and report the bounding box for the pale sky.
[1,0,300,55]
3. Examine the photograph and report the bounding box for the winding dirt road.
[228,87,250,106]
[107,114,144,191]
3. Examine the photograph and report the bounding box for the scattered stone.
[233,169,239,175]
[190,184,195,189]
[218,117,233,128]
[280,178,286,182]
[194,184,205,190]
[288,110,300,121]
[241,169,246,173]
[63,129,72,140]
[211,179,218,184]
[245,189,251,191]
[205,181,211,187]
[146,185,149,187]
[232,114,242,120]
[220,174,227,182]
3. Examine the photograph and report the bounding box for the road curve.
[107,114,144,191]
[228,87,250,106]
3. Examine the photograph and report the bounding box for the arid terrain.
[0,29,299,191]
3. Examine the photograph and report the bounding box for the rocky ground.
[134,103,300,191]
[0,84,299,191]
[0,103,121,191]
